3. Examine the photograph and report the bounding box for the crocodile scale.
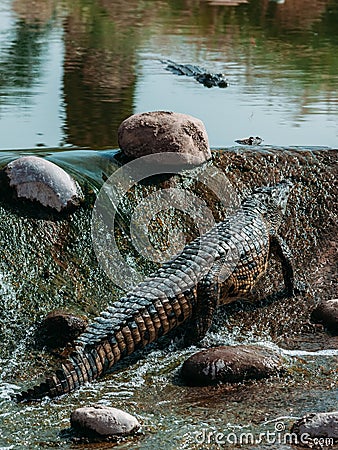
[17,180,294,401]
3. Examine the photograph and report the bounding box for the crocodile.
[163,60,228,88]
[17,180,295,402]
[235,136,264,146]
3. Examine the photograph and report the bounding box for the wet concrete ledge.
[0,145,336,358]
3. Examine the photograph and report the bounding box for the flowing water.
[0,0,337,449]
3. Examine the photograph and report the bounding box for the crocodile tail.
[16,341,116,402]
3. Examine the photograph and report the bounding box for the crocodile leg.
[270,234,294,296]
[183,257,228,345]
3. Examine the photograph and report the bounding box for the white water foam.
[282,348,338,357]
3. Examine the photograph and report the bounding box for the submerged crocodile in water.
[163,60,228,88]
[17,180,295,401]
[235,136,264,146]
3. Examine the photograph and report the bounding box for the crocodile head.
[195,73,228,88]
[249,180,294,231]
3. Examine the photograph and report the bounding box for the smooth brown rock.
[291,411,338,443]
[70,405,140,437]
[40,310,87,348]
[2,156,83,212]
[181,345,285,386]
[311,299,338,334]
[118,111,211,164]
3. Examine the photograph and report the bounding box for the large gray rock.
[291,411,338,444]
[1,156,83,212]
[311,299,338,334]
[118,111,211,164]
[181,345,285,386]
[70,405,140,437]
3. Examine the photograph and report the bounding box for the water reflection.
[0,21,50,100]
[62,1,143,147]
[264,0,330,32]
[12,0,56,25]
[0,0,337,150]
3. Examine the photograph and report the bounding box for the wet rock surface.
[311,300,338,335]
[118,111,211,164]
[291,411,338,444]
[181,345,285,385]
[39,310,88,348]
[1,156,83,212]
[70,405,140,437]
